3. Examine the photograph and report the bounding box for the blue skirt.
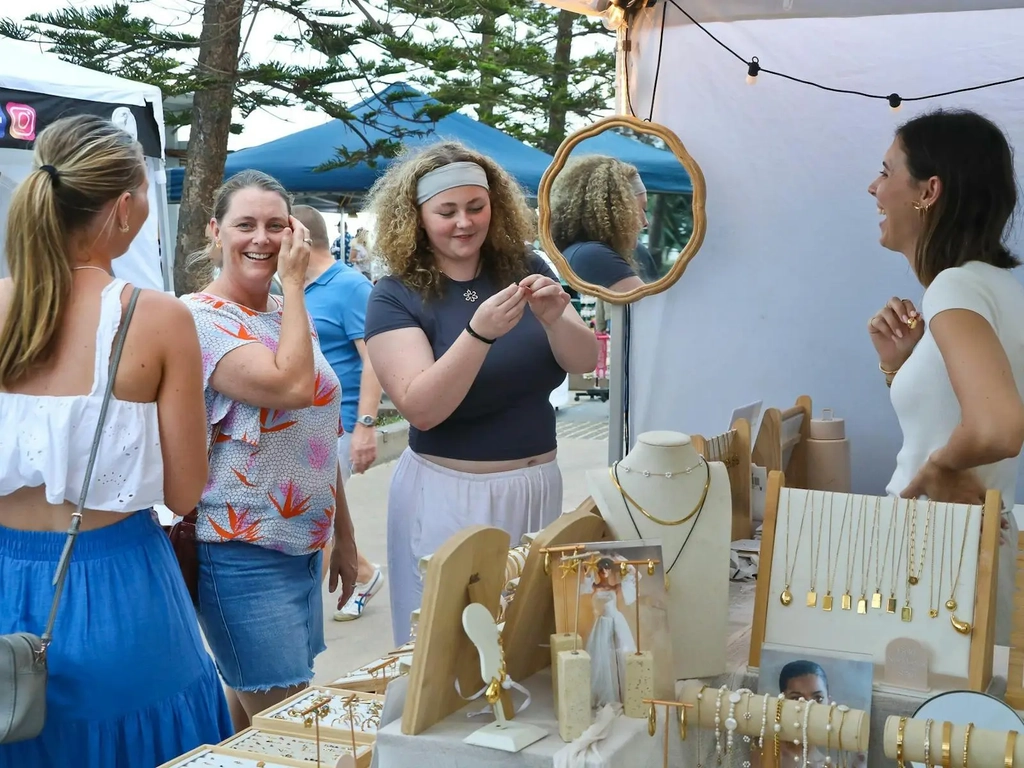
[0,511,233,768]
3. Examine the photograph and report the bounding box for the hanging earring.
[648,560,656,576]
[679,705,688,741]
[912,201,930,214]
[118,220,130,233]
[215,239,222,250]
[648,701,657,736]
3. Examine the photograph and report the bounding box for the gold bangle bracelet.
[1007,730,1018,768]
[942,722,952,768]
[879,362,900,376]
[897,716,907,767]
[963,723,973,768]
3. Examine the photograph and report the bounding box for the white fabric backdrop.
[626,7,1024,497]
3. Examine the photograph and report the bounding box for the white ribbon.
[454,675,532,718]
[553,703,620,768]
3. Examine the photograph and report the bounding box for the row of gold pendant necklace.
[779,492,974,635]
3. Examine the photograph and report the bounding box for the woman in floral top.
[182,170,358,730]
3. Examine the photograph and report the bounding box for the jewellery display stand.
[749,471,1000,691]
[501,503,609,685]
[328,655,403,694]
[691,417,753,540]
[253,687,385,745]
[752,395,812,489]
[401,525,511,735]
[587,430,733,679]
[883,715,1024,766]
[158,745,313,768]
[221,728,373,768]
[462,602,547,752]
[677,681,870,752]
[1003,531,1024,710]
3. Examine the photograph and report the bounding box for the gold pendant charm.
[822,593,834,612]
[929,609,939,618]
[841,593,852,611]
[780,588,793,606]
[806,590,817,608]
[950,614,973,635]
[945,599,958,612]
[871,592,882,609]
[886,596,897,614]
[648,701,657,736]
[857,596,867,614]
[908,576,919,585]
[901,605,913,622]
[679,705,687,741]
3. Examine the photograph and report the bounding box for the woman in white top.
[868,108,1024,643]
[0,115,231,766]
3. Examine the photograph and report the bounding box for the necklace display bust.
[587,431,732,679]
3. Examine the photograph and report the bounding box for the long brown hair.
[365,141,536,296]
[0,114,145,388]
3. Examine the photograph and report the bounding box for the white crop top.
[0,279,164,511]
[888,261,1024,507]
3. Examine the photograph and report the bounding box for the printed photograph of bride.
[550,539,674,705]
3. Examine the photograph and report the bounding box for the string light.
[663,0,1024,109]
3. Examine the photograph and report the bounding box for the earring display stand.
[399,525,511,736]
[157,745,314,768]
[692,417,753,540]
[643,699,694,768]
[752,396,812,489]
[500,504,609,686]
[677,682,870,754]
[883,715,1024,766]
[749,471,999,690]
[253,687,384,745]
[220,728,373,768]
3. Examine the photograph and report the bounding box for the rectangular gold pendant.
[872,592,882,609]
[857,597,867,614]
[929,609,939,618]
[806,590,817,608]
[841,593,852,611]
[901,605,913,622]
[886,597,897,614]
[822,594,833,612]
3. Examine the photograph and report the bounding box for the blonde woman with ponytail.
[0,115,232,767]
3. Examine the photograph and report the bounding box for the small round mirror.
[537,114,707,305]
[910,690,1024,768]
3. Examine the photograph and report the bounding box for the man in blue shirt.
[296,206,385,622]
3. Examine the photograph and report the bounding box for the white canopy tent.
[0,42,172,291]
[544,1,1024,499]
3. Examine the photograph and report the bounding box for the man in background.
[295,205,385,621]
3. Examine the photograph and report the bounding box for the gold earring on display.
[648,560,656,576]
[648,701,657,737]
[679,705,687,741]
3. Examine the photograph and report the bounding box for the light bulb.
[887,93,902,111]
[746,58,760,85]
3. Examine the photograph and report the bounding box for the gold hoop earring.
[648,701,657,737]
[118,220,130,233]
[679,705,687,741]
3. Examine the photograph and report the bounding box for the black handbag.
[0,287,140,744]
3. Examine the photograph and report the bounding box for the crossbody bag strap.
[39,287,142,655]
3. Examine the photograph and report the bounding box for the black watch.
[356,415,376,428]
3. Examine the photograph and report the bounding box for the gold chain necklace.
[928,503,947,619]
[873,497,898,609]
[609,460,710,526]
[806,491,824,607]
[947,504,974,635]
[857,497,880,614]
[823,493,851,612]
[780,490,812,607]
[842,496,865,611]
[887,499,910,614]
[907,499,932,586]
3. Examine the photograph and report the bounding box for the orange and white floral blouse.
[183,293,341,556]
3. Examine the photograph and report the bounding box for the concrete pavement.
[313,411,610,685]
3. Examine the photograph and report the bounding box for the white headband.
[629,172,647,197]
[416,161,489,205]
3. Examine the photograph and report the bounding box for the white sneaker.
[334,566,384,621]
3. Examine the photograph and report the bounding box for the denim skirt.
[196,540,325,692]
[0,511,233,768]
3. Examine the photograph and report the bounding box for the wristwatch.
[356,415,376,427]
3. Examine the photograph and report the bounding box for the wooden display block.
[221,728,372,768]
[253,686,385,745]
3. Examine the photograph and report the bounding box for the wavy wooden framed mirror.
[537,114,707,305]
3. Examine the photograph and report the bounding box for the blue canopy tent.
[568,130,692,195]
[167,83,556,204]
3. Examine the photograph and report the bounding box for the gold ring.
[303,238,313,245]
[1006,731,1018,768]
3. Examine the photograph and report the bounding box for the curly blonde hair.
[365,141,536,296]
[549,155,642,265]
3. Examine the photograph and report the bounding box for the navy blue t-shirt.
[364,255,566,461]
[563,241,638,289]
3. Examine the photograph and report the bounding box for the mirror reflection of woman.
[550,155,649,293]
[581,556,637,708]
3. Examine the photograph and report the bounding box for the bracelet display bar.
[883,715,1024,766]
